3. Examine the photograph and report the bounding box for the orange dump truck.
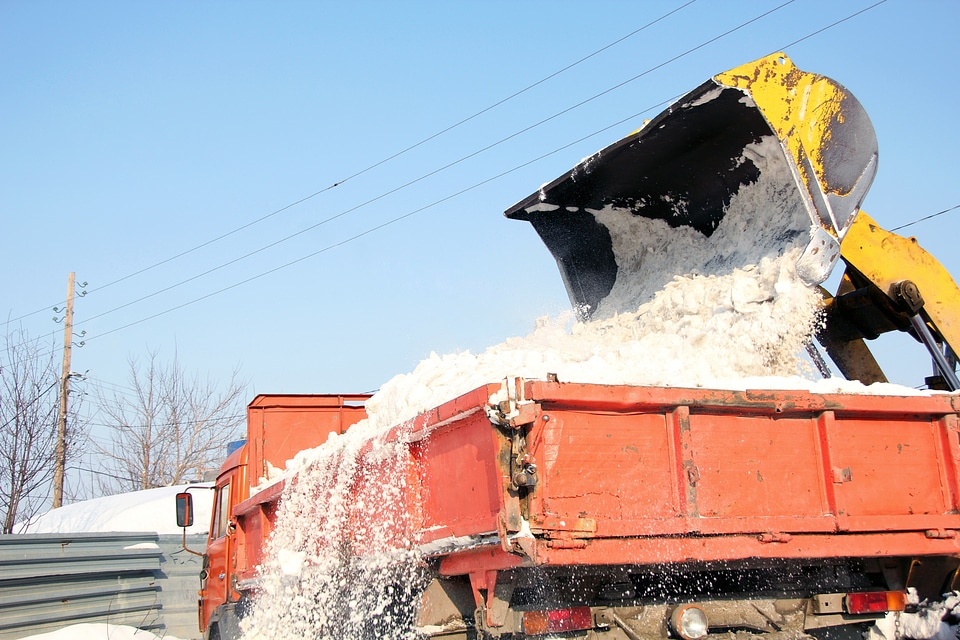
[180,379,960,640]
[176,53,960,639]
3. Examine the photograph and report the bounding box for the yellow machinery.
[507,52,959,390]
[507,53,878,316]
[822,212,960,389]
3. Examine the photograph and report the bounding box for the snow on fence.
[0,532,207,640]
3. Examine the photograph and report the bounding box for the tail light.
[523,606,593,635]
[845,591,908,615]
[670,604,709,640]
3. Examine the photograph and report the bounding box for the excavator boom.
[822,212,960,389]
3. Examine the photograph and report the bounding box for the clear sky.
[2,0,958,408]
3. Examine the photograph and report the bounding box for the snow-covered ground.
[18,623,185,640]
[18,483,214,535]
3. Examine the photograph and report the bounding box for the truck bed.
[228,381,960,638]
[236,380,960,581]
[392,379,960,573]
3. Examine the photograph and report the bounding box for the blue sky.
[2,0,958,407]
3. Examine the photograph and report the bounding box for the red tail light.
[523,606,593,635]
[845,591,907,615]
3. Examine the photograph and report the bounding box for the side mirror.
[176,492,194,528]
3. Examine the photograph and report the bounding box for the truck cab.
[180,393,371,640]
[201,445,248,639]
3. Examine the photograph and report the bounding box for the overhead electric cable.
[25,0,892,356]
[62,0,802,336]
[5,0,698,326]
[303,0,699,192]
[779,0,888,49]
[72,465,139,483]
[59,95,691,344]
[890,204,960,232]
[79,376,145,401]
[83,414,246,429]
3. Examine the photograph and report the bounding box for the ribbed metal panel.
[157,534,206,639]
[0,532,207,640]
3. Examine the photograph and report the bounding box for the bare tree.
[95,350,247,493]
[0,327,82,533]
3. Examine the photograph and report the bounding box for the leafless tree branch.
[93,349,247,494]
[0,326,84,533]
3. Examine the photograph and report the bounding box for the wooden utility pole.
[52,272,75,509]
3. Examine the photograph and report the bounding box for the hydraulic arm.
[820,212,960,389]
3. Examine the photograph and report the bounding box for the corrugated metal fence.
[0,532,207,640]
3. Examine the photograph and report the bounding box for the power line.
[53,0,804,339]
[22,0,894,355]
[890,204,960,232]
[83,413,246,429]
[303,0,700,197]
[81,375,139,396]
[72,465,133,483]
[79,376,145,404]
[61,95,682,344]
[779,0,888,50]
[5,1,700,327]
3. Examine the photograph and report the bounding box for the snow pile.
[591,135,812,319]
[18,623,185,640]
[241,249,850,638]
[366,247,823,431]
[19,484,213,535]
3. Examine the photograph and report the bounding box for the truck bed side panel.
[246,394,369,489]
[415,410,503,541]
[830,413,960,529]
[528,409,687,536]
[413,383,960,567]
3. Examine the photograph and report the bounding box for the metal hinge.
[487,399,539,429]
[485,377,539,429]
[546,538,588,549]
[758,532,793,543]
[832,467,853,483]
[530,515,597,537]
[510,431,538,489]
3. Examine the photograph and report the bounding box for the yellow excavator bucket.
[506,53,878,319]
[716,54,878,271]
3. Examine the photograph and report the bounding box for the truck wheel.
[207,624,221,640]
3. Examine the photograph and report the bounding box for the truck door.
[202,479,233,631]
